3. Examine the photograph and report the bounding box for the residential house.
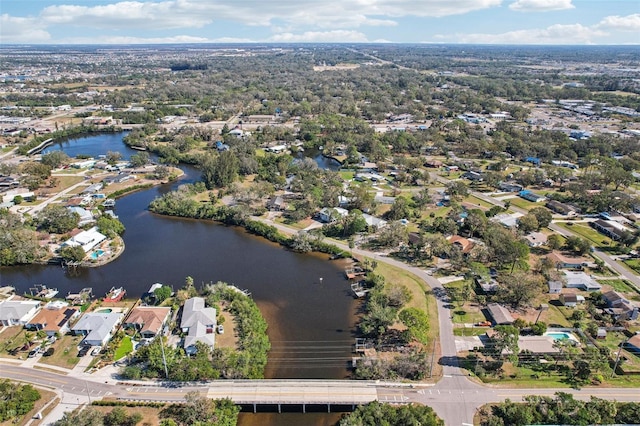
[492,212,523,228]
[559,293,584,308]
[486,330,560,355]
[476,277,498,294]
[463,171,484,182]
[486,303,515,325]
[548,281,563,294]
[498,181,523,193]
[317,207,348,223]
[546,200,578,216]
[590,219,631,241]
[81,183,104,194]
[563,271,602,291]
[71,311,123,347]
[546,251,589,269]
[26,301,79,336]
[61,227,106,253]
[266,196,287,212]
[625,334,640,353]
[67,207,94,226]
[362,213,387,229]
[123,307,171,339]
[602,290,639,321]
[180,297,217,354]
[596,328,607,339]
[448,235,475,254]
[519,190,547,203]
[524,232,548,247]
[0,298,40,326]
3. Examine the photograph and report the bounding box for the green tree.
[201,151,239,189]
[96,215,125,238]
[153,285,172,304]
[129,152,150,168]
[59,245,86,263]
[517,214,539,234]
[38,205,79,234]
[41,151,70,169]
[529,207,552,229]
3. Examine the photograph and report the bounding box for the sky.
[1,0,638,45]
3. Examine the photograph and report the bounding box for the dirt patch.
[215,306,238,349]
[92,405,164,425]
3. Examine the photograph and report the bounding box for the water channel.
[1,133,356,425]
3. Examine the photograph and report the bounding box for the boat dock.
[29,285,59,300]
[66,287,93,304]
[345,267,366,280]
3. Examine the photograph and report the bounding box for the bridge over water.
[121,379,409,413]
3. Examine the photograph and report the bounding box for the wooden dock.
[345,267,366,280]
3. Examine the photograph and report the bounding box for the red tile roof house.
[123,307,171,339]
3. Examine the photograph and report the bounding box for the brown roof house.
[26,301,80,336]
[486,303,515,325]
[124,307,171,339]
[546,251,589,269]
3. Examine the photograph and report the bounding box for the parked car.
[43,347,55,357]
[91,347,101,356]
[28,347,41,358]
[77,346,90,357]
[47,335,57,344]
[217,324,224,334]
[476,321,492,327]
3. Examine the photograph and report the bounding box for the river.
[2,133,358,425]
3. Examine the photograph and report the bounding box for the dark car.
[77,346,90,357]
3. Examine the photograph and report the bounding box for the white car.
[217,325,224,334]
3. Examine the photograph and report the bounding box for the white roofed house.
[61,227,106,253]
[180,297,217,355]
[0,298,40,326]
[67,206,94,226]
[71,311,124,347]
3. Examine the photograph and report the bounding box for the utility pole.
[611,337,629,378]
[160,334,169,379]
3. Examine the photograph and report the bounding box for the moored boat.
[103,286,126,302]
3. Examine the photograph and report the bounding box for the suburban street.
[2,172,640,425]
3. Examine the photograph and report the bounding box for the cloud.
[36,0,501,31]
[509,0,574,12]
[269,30,370,43]
[61,35,213,44]
[434,23,606,44]
[0,14,51,43]
[596,14,640,32]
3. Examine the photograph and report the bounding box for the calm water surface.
[3,133,359,424]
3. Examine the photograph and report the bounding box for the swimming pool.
[91,249,105,260]
[544,331,578,342]
[96,308,112,313]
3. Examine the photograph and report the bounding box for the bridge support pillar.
[327,403,331,413]
[278,403,281,413]
[253,403,256,413]
[303,403,306,414]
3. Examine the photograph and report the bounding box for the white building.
[62,227,106,253]
[0,298,40,326]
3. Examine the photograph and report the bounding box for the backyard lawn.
[597,279,637,294]
[506,197,536,211]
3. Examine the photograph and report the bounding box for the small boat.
[104,286,126,302]
[102,199,116,208]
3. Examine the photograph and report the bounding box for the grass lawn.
[2,388,57,426]
[559,223,614,247]
[464,195,493,209]
[597,279,637,294]
[39,334,81,368]
[339,171,355,180]
[114,336,133,361]
[0,326,32,359]
[374,262,440,376]
[623,258,640,274]
[453,327,488,336]
[540,304,571,327]
[507,197,536,211]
